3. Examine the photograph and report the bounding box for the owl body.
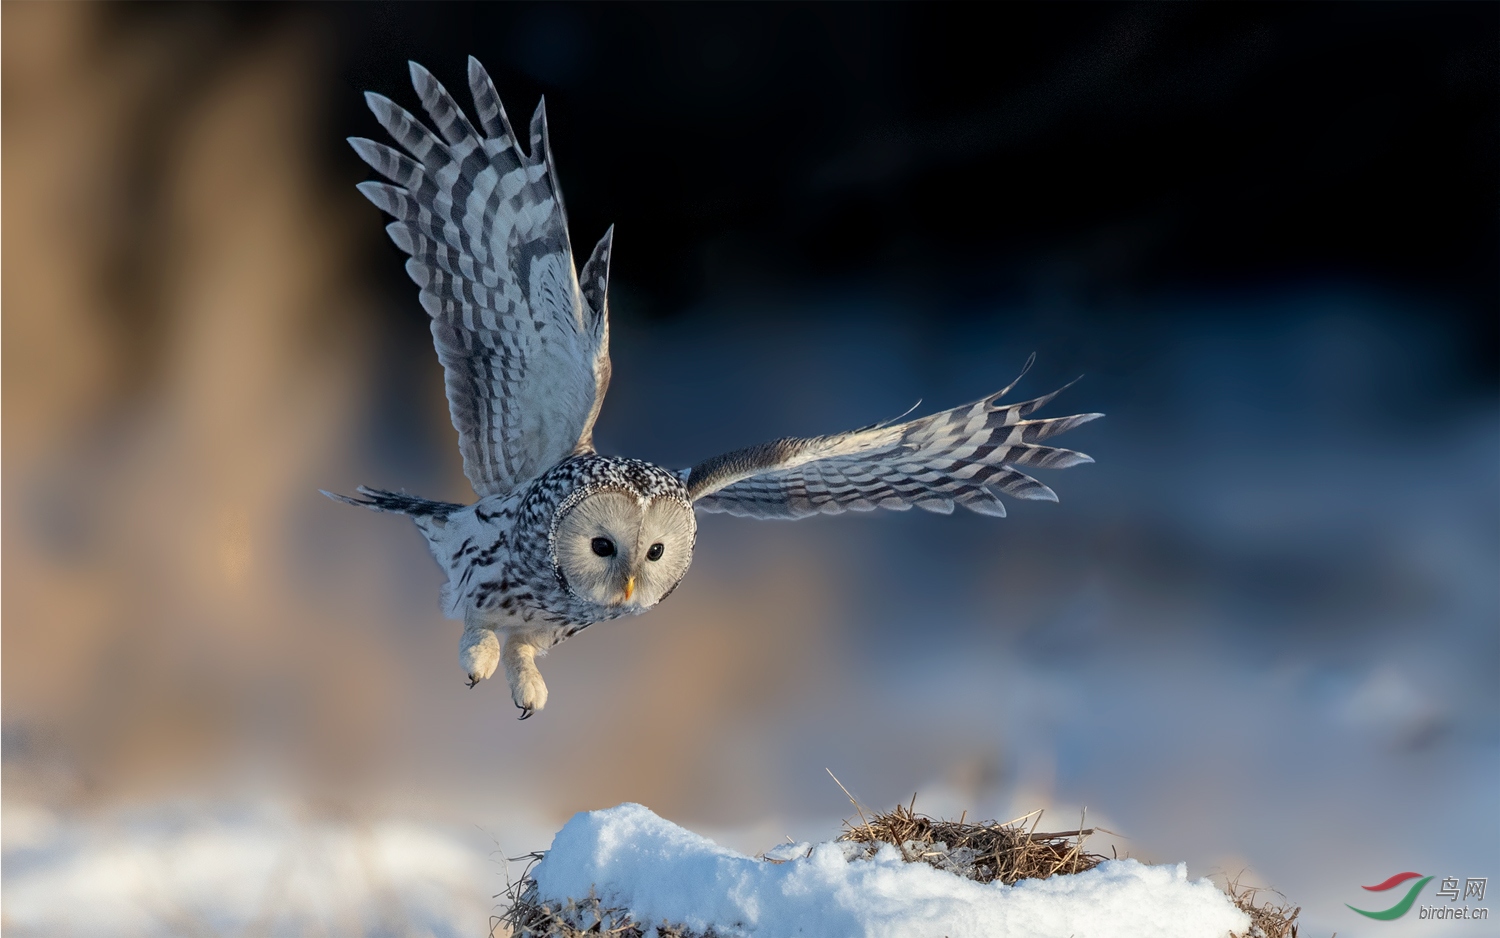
[329,58,1103,718]
[346,455,695,713]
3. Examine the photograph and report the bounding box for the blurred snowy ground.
[2,800,520,938]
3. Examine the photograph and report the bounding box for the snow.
[4,799,1254,937]
[1,800,499,937]
[532,803,1251,938]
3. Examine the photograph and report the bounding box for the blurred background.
[4,3,1495,936]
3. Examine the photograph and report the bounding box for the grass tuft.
[1221,873,1304,938]
[494,852,715,938]
[831,794,1106,885]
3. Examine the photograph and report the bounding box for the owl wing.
[685,357,1101,519]
[351,59,612,498]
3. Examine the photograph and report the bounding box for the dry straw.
[494,851,682,938]
[1221,873,1304,938]
[831,795,1106,884]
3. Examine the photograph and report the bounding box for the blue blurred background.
[4,4,1495,936]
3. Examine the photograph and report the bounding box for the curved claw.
[517,707,534,721]
[466,676,480,689]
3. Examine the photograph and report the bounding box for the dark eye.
[591,537,616,557]
[646,542,664,562]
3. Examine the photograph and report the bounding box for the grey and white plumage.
[328,58,1102,718]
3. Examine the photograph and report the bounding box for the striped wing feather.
[351,58,611,497]
[687,359,1101,520]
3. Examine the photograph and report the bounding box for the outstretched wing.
[685,357,1101,519]
[351,58,613,498]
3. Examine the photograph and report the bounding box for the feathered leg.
[459,615,500,688]
[501,630,550,719]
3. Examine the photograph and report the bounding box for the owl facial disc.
[551,488,695,612]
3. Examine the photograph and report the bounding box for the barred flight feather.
[320,486,464,521]
[687,359,1101,520]
[350,58,610,498]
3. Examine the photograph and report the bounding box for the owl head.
[550,486,696,612]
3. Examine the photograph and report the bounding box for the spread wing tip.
[322,486,464,518]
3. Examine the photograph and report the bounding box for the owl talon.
[466,676,480,689]
[517,707,534,721]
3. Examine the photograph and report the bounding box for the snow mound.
[531,803,1251,938]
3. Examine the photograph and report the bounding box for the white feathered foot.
[459,624,548,720]
[502,632,549,719]
[459,623,500,689]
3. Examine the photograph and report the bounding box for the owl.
[328,58,1102,718]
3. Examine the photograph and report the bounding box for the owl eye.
[590,537,616,557]
[646,542,664,562]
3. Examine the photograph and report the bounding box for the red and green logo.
[1349,872,1434,920]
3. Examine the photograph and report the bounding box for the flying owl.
[328,58,1102,718]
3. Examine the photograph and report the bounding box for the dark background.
[112,2,1497,373]
[334,2,1497,357]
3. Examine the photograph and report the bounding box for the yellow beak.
[623,576,636,603]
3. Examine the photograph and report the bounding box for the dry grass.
[831,793,1106,885]
[493,852,719,938]
[1222,874,1304,938]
